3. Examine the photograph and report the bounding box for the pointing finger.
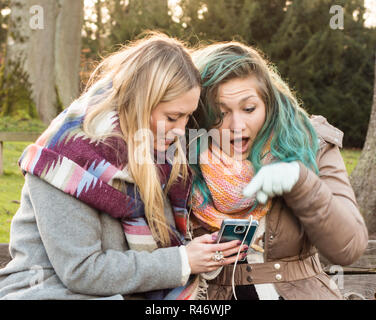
[243,171,264,198]
[256,190,268,204]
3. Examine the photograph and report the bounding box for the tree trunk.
[55,0,84,108]
[95,0,104,53]
[350,54,376,237]
[5,0,83,124]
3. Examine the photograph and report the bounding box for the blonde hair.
[82,32,201,247]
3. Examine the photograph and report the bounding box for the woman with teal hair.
[187,42,368,300]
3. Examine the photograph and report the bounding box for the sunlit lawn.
[341,148,362,176]
[0,142,29,243]
[0,142,362,243]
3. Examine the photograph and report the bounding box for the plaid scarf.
[191,139,274,231]
[18,83,200,300]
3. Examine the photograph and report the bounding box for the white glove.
[242,161,300,204]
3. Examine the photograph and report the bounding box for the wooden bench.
[0,244,10,269]
[0,132,41,175]
[0,241,375,299]
[320,240,376,300]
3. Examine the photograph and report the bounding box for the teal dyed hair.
[188,42,319,209]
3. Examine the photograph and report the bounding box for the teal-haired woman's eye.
[221,111,228,118]
[244,106,256,113]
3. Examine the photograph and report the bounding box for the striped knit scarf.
[191,139,274,231]
[18,82,200,300]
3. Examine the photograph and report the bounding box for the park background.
[0,0,375,243]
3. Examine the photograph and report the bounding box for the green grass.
[0,117,47,242]
[341,148,361,176]
[0,143,362,243]
[0,141,29,243]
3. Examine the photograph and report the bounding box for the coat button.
[247,276,253,283]
[274,263,281,270]
[246,265,252,272]
[269,235,274,240]
[275,274,282,281]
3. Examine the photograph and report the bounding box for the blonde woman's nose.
[171,128,185,137]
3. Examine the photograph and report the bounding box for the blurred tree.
[269,0,375,147]
[350,53,376,236]
[2,0,84,124]
[179,0,243,42]
[109,0,181,49]
[81,0,183,60]
[0,0,10,51]
[55,0,85,110]
[179,0,286,48]
[95,0,105,52]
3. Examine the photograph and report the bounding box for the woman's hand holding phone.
[185,233,248,274]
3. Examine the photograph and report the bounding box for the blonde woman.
[0,33,243,300]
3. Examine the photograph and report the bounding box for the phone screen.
[217,219,258,261]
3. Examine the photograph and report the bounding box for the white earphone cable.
[231,215,254,300]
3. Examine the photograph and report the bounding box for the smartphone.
[216,218,259,262]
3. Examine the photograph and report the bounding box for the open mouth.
[230,137,250,153]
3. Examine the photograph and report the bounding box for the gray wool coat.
[0,174,184,300]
